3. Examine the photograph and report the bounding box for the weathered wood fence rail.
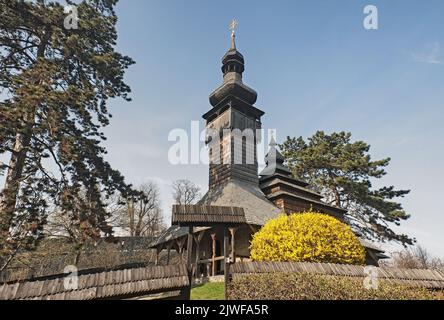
[229,262,444,289]
[0,264,190,300]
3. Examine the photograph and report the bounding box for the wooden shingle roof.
[231,262,444,289]
[0,264,189,300]
[172,205,246,226]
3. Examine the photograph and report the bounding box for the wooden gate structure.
[171,204,247,299]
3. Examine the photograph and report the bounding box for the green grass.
[191,282,225,300]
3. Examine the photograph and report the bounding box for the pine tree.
[0,0,136,261]
[280,131,414,245]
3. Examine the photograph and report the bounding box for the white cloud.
[412,42,443,65]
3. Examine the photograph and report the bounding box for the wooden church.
[151,26,386,274]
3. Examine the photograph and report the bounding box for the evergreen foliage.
[0,0,135,262]
[281,131,413,245]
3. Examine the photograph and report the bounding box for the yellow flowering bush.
[250,212,366,265]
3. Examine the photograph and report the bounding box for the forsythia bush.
[250,212,366,265]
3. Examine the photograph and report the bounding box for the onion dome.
[209,23,258,107]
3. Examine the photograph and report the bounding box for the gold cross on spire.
[229,19,238,49]
[229,19,238,37]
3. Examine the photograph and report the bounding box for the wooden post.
[223,227,230,300]
[176,238,186,264]
[183,227,193,300]
[155,246,161,266]
[187,227,194,266]
[178,246,183,263]
[211,232,217,277]
[194,239,200,278]
[166,243,172,265]
[229,228,237,263]
[194,231,205,278]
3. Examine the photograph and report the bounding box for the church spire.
[208,19,258,108]
[204,21,264,189]
[259,137,292,177]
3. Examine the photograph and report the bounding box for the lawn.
[191,282,225,300]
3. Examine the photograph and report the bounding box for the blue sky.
[100,1,442,257]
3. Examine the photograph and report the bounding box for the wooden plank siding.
[230,262,444,289]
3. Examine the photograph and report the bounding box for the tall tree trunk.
[135,207,142,237]
[128,199,135,236]
[0,37,47,243]
[0,127,32,241]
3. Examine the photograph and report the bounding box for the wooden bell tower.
[203,22,265,189]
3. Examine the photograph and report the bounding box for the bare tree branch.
[172,179,201,205]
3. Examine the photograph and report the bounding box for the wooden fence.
[3,260,444,300]
[230,261,444,289]
[0,264,191,300]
